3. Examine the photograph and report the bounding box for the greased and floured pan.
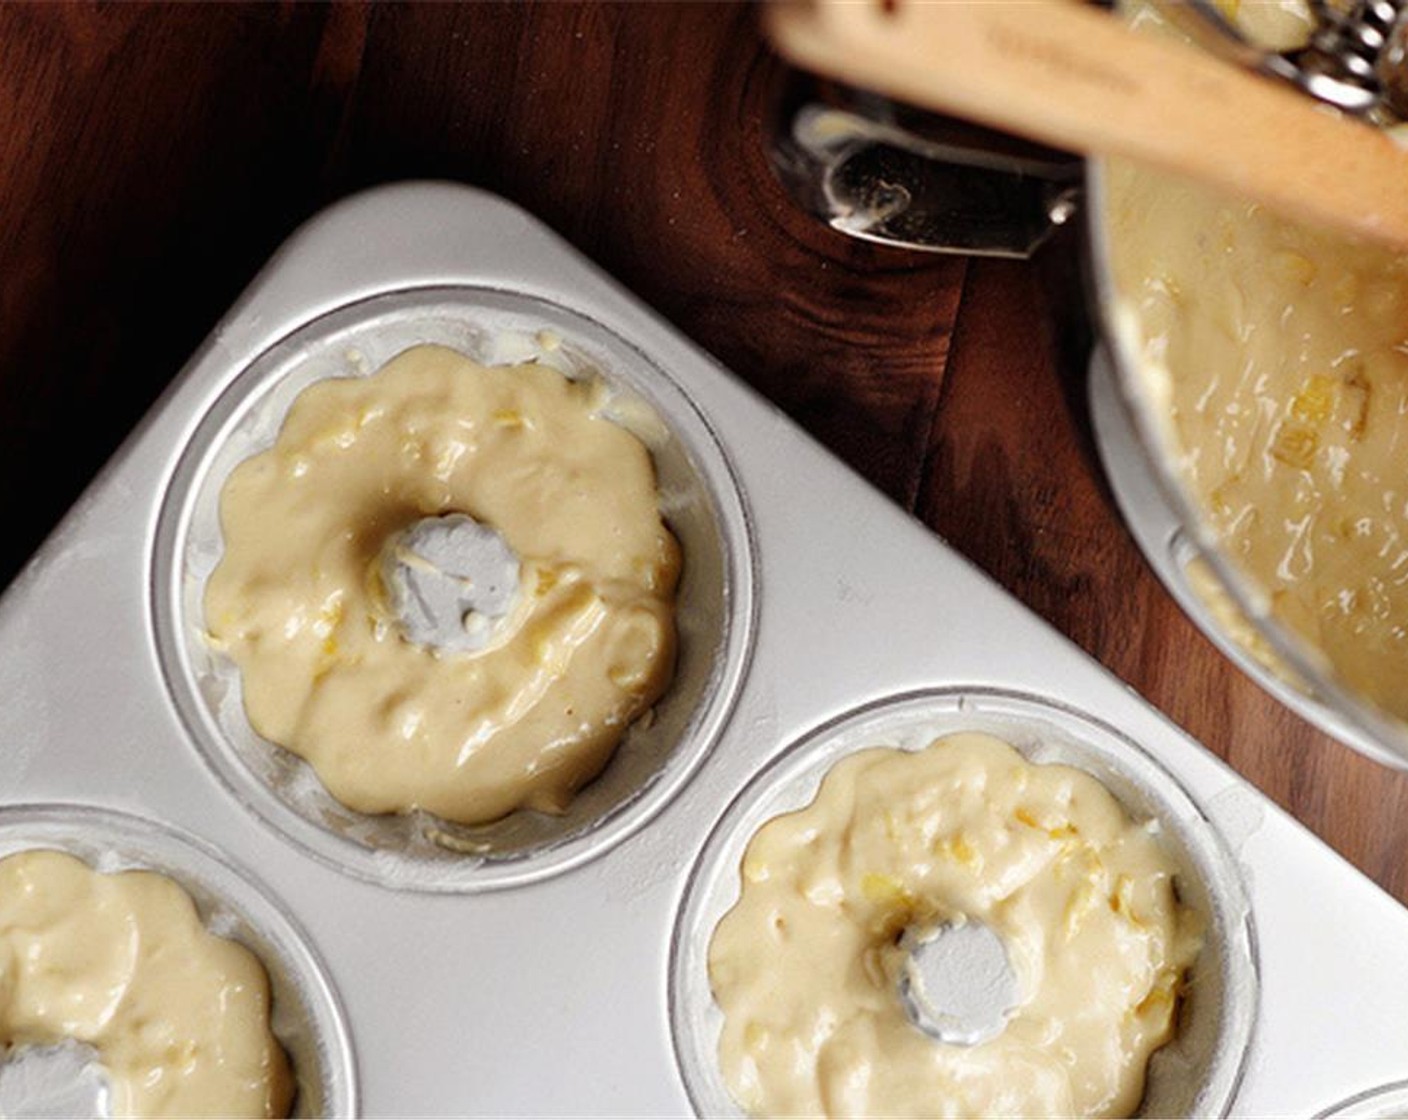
[1,183,1407,1115]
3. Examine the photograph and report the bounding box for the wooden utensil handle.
[766,0,1408,252]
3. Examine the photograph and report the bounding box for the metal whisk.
[1162,0,1408,119]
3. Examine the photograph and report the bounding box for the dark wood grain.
[0,2,344,575]
[340,2,968,507]
[4,1,1408,906]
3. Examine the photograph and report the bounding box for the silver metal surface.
[0,1041,108,1119]
[1318,1078,1408,1117]
[1150,0,1408,118]
[381,514,520,655]
[0,182,1406,1114]
[772,97,1081,258]
[899,920,1019,1046]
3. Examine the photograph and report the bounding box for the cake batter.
[205,344,681,825]
[1106,2,1408,723]
[0,849,293,1119]
[708,732,1202,1118]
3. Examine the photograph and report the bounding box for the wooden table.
[5,2,1408,906]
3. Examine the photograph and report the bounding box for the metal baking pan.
[2,182,1406,1116]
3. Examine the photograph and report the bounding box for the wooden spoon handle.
[765,0,1408,252]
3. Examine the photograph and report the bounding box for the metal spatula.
[765,0,1408,253]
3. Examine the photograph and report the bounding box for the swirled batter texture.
[0,850,292,1118]
[1106,4,1408,722]
[708,732,1202,1118]
[205,344,680,825]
